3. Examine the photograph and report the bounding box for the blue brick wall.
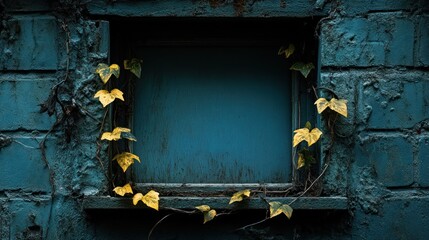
[0,0,428,239]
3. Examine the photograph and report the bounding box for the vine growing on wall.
[91,39,348,235]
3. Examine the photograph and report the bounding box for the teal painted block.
[387,18,414,66]
[417,15,429,66]
[0,77,56,130]
[353,196,429,239]
[0,138,54,192]
[361,73,429,129]
[0,16,60,70]
[321,18,375,66]
[321,14,416,67]
[7,199,51,239]
[341,0,418,15]
[418,138,429,187]
[355,135,414,187]
[367,14,414,66]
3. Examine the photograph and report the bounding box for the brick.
[418,138,429,187]
[0,137,54,192]
[0,77,56,130]
[321,18,373,67]
[360,71,429,129]
[341,0,420,15]
[321,13,415,67]
[416,15,429,66]
[369,14,414,66]
[353,196,429,239]
[8,199,51,239]
[355,135,414,187]
[0,16,61,70]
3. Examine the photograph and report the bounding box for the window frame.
[109,17,321,200]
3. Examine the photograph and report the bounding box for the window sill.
[83,196,348,210]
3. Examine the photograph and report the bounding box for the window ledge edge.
[83,196,348,210]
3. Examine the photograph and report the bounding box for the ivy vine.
[91,41,348,237]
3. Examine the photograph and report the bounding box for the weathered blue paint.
[1,0,429,239]
[0,138,54,191]
[133,46,292,183]
[418,138,429,187]
[355,134,414,187]
[0,16,61,70]
[0,75,56,130]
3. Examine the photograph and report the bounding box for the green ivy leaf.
[120,131,137,141]
[124,58,143,78]
[297,148,316,169]
[290,62,315,78]
[95,63,120,84]
[269,201,293,219]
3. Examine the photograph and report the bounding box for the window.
[111,18,319,195]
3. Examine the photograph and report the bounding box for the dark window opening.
[110,18,319,191]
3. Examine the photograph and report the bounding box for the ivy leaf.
[297,148,316,169]
[269,201,293,219]
[124,58,143,78]
[94,89,124,107]
[290,62,315,78]
[278,44,295,59]
[195,205,217,224]
[101,127,131,141]
[120,131,137,141]
[195,205,211,212]
[293,127,322,147]
[113,183,133,196]
[95,63,120,84]
[229,189,251,204]
[297,153,305,169]
[113,152,141,172]
[132,190,160,210]
[314,98,348,117]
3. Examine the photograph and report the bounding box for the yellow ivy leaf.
[143,190,160,210]
[290,62,315,78]
[101,127,131,141]
[124,58,142,78]
[132,190,160,211]
[94,89,124,107]
[229,189,251,204]
[314,98,348,118]
[195,205,211,212]
[113,152,141,172]
[285,43,295,58]
[204,210,217,224]
[269,201,293,219]
[278,44,295,59]
[293,127,322,147]
[329,98,348,117]
[95,63,120,84]
[297,153,305,169]
[132,193,143,205]
[195,205,216,224]
[113,183,133,196]
[314,98,330,114]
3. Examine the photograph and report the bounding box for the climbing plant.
[92,41,348,234]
